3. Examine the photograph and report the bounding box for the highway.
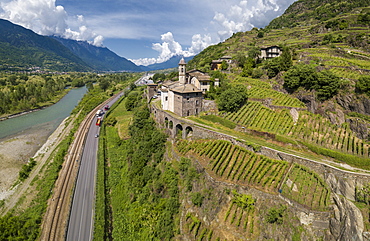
[66,94,122,241]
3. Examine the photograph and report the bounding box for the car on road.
[95,134,99,138]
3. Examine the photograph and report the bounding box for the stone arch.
[185,126,193,138]
[169,120,173,129]
[175,124,183,138]
[165,117,169,128]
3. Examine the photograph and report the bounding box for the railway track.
[40,94,120,241]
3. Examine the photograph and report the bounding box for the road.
[135,72,154,86]
[66,94,122,241]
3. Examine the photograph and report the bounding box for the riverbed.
[0,87,87,200]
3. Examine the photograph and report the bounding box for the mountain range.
[0,19,188,72]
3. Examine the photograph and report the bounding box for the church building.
[160,58,205,117]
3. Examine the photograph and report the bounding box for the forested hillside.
[2,0,370,240]
[0,19,143,72]
[0,19,90,72]
[51,36,142,72]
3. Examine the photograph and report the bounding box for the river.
[0,86,87,141]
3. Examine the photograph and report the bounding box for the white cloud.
[0,0,104,46]
[133,0,296,66]
[131,32,215,66]
[0,0,296,65]
[212,0,284,40]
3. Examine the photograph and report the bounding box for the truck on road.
[96,117,102,126]
[96,110,103,116]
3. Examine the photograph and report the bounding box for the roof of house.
[260,45,281,50]
[179,57,186,65]
[187,69,211,81]
[171,84,203,94]
[196,75,211,81]
[162,80,178,88]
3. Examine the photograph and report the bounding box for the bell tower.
[179,57,186,84]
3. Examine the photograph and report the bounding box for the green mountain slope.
[187,3,370,164]
[267,0,370,29]
[51,36,142,72]
[0,19,91,72]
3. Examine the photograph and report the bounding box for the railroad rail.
[40,93,121,241]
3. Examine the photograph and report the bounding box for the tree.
[263,57,281,78]
[279,46,293,71]
[99,79,110,91]
[266,205,286,224]
[314,70,341,100]
[284,64,341,100]
[257,30,264,38]
[86,82,93,91]
[247,46,260,59]
[251,68,264,79]
[217,84,248,112]
[355,75,370,96]
[221,60,228,70]
[234,52,247,67]
[152,73,166,83]
[125,91,139,111]
[71,78,84,87]
[283,64,317,91]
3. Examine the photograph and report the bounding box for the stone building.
[160,58,204,117]
[211,55,233,70]
[260,46,282,59]
[146,83,158,102]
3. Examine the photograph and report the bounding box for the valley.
[0,0,369,240]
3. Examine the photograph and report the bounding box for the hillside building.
[260,46,282,59]
[211,55,233,70]
[159,58,207,117]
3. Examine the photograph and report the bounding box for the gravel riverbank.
[0,121,62,201]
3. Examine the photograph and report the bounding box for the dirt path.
[0,117,74,215]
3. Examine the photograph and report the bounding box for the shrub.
[266,205,286,224]
[19,158,37,181]
[355,75,370,96]
[217,84,248,113]
[191,192,204,207]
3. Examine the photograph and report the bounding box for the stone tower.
[179,57,186,85]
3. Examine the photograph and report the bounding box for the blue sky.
[0,0,297,65]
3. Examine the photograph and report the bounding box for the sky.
[0,0,297,66]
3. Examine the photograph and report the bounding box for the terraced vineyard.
[184,191,258,240]
[176,139,289,192]
[185,213,216,240]
[281,163,331,211]
[225,101,294,134]
[177,139,332,211]
[224,191,258,236]
[301,47,370,80]
[224,101,370,158]
[248,86,307,108]
[234,76,306,108]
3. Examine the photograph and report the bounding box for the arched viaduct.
[150,104,197,139]
[150,103,233,141]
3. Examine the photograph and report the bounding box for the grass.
[107,98,133,139]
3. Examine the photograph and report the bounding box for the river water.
[0,86,87,141]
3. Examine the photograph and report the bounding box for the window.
[165,96,168,101]
[187,98,190,102]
